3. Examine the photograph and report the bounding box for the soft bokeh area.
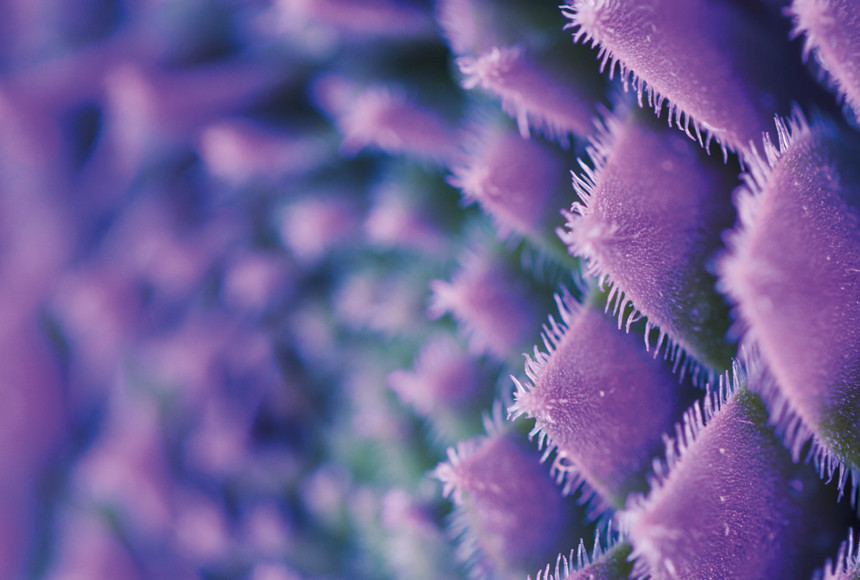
[0,1,479,578]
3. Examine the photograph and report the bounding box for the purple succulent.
[457,45,602,143]
[388,334,482,418]
[430,249,540,360]
[321,83,459,163]
[434,420,578,579]
[560,105,737,377]
[620,365,840,580]
[789,0,860,120]
[197,120,333,185]
[279,194,360,265]
[719,110,860,495]
[509,289,684,512]
[8,0,860,578]
[561,0,795,156]
[531,530,633,580]
[448,120,571,243]
[364,182,447,253]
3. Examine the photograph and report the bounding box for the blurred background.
[0,0,576,578]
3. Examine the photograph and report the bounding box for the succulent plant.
[5,0,860,579]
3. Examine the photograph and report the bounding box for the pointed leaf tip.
[449,122,570,242]
[719,111,860,492]
[561,107,737,376]
[561,0,796,155]
[532,530,633,580]
[435,431,578,579]
[621,368,842,580]
[789,0,860,121]
[332,85,458,162]
[458,45,602,142]
[510,290,685,512]
[430,251,540,360]
[388,335,481,417]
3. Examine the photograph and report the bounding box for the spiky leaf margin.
[719,109,860,503]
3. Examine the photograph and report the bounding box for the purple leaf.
[815,529,860,580]
[333,85,459,162]
[449,120,571,243]
[561,0,795,156]
[560,106,737,377]
[379,489,461,580]
[509,289,684,512]
[279,194,360,264]
[620,364,839,580]
[430,250,540,360]
[457,44,603,142]
[435,422,577,579]
[335,264,431,337]
[388,334,482,417]
[364,182,447,254]
[718,110,860,495]
[532,529,633,580]
[788,0,860,121]
[197,120,335,185]
[277,0,434,39]
[436,0,557,58]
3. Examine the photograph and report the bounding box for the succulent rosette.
[7,1,860,579]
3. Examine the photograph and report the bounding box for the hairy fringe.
[530,523,625,580]
[561,103,715,385]
[815,528,860,580]
[620,361,741,579]
[561,2,729,160]
[508,288,614,515]
[787,1,860,117]
[742,344,860,506]
[718,109,860,504]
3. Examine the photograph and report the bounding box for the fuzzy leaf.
[509,290,685,512]
[718,111,860,491]
[435,428,578,579]
[532,534,634,580]
[321,84,459,163]
[620,366,840,580]
[388,334,482,417]
[279,195,359,264]
[789,0,860,120]
[458,45,603,142]
[561,0,795,155]
[449,120,570,242]
[430,250,540,360]
[560,106,737,376]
